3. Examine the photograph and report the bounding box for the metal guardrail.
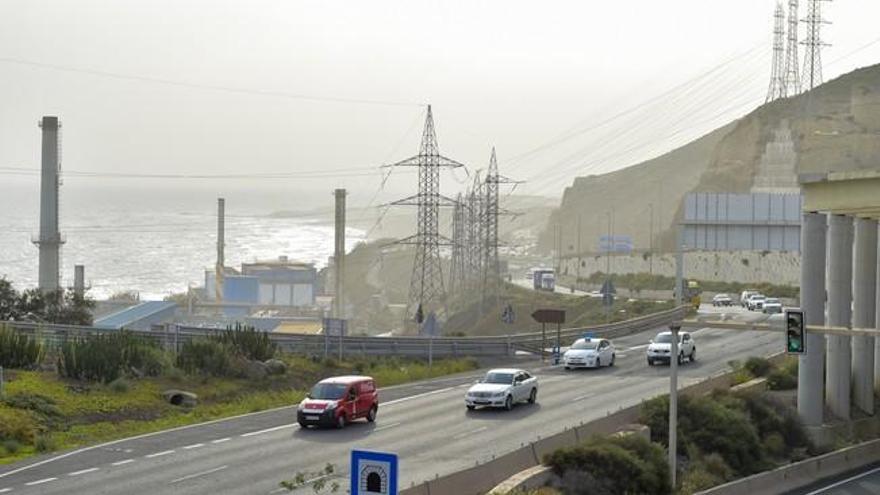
[2,306,687,359]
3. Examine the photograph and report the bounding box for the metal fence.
[2,306,686,360]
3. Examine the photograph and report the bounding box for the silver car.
[465,368,538,411]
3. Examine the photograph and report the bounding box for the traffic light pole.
[669,323,680,490]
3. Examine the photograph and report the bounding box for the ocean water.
[0,181,364,300]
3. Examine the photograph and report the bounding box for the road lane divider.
[240,424,297,438]
[111,459,135,466]
[372,422,402,433]
[453,427,488,440]
[211,438,231,444]
[0,487,11,493]
[182,443,205,450]
[169,465,228,484]
[24,477,57,486]
[145,450,174,459]
[68,467,99,477]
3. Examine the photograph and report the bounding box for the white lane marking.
[145,450,175,458]
[68,467,99,476]
[453,426,487,440]
[112,459,135,466]
[0,488,11,493]
[372,422,401,432]
[802,465,880,495]
[626,344,650,350]
[211,437,231,444]
[25,477,57,486]
[383,385,462,406]
[573,394,595,402]
[183,443,205,450]
[169,465,228,484]
[240,424,296,437]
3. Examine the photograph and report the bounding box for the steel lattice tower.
[766,1,787,103]
[448,193,466,293]
[802,0,830,90]
[783,0,802,95]
[467,171,484,291]
[386,106,465,321]
[482,147,520,294]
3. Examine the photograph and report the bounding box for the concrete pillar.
[799,212,826,426]
[852,218,877,414]
[826,214,854,420]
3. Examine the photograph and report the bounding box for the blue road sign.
[351,450,398,495]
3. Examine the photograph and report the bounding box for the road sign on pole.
[351,450,398,495]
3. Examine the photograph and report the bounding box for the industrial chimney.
[215,198,225,304]
[74,265,85,299]
[34,116,64,293]
[333,189,346,318]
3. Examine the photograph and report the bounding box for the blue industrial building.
[205,256,317,313]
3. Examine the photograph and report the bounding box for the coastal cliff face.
[540,63,880,256]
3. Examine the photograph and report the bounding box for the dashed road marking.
[169,465,228,484]
[573,394,595,402]
[372,422,401,432]
[0,488,11,493]
[240,424,296,437]
[25,477,57,486]
[453,426,487,440]
[145,450,175,458]
[111,459,135,466]
[69,467,100,476]
[183,443,205,450]
[212,437,231,444]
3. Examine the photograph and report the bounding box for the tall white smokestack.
[215,198,225,304]
[34,116,64,293]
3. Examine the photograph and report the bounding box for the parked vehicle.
[532,269,555,291]
[647,331,696,366]
[747,294,767,311]
[465,369,538,411]
[563,338,615,369]
[740,290,760,307]
[763,297,783,314]
[712,294,733,307]
[297,376,378,428]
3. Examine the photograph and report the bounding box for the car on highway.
[746,294,767,311]
[740,289,760,307]
[562,337,615,369]
[465,368,538,411]
[762,297,783,314]
[712,293,733,307]
[647,331,696,366]
[297,375,378,428]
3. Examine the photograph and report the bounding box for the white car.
[563,338,615,369]
[747,294,767,311]
[763,298,783,314]
[465,369,538,411]
[647,331,696,366]
[712,294,733,307]
[740,290,760,307]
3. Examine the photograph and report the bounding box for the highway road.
[786,464,880,494]
[0,307,779,494]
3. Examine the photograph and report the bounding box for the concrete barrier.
[695,439,880,495]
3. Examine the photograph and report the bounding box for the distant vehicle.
[712,294,733,307]
[563,338,615,369]
[747,294,767,311]
[297,376,378,428]
[740,290,760,307]
[763,298,783,314]
[532,268,555,291]
[647,331,696,366]
[674,280,702,309]
[465,368,538,411]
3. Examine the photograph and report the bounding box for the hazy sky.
[1,0,879,206]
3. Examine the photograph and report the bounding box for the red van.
[297,376,379,428]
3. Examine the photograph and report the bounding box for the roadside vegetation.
[0,324,477,465]
[728,356,798,390]
[575,272,799,299]
[0,277,95,326]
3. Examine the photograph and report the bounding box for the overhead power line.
[0,165,415,180]
[0,56,425,108]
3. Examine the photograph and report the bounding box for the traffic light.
[786,309,805,354]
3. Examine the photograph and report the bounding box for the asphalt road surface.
[0,311,779,494]
[786,464,880,494]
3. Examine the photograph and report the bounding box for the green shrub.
[177,339,233,377]
[3,393,62,421]
[2,439,21,455]
[763,433,786,458]
[743,357,773,377]
[57,331,162,383]
[0,407,38,444]
[545,434,670,495]
[109,378,131,394]
[0,325,43,368]
[214,324,276,361]
[34,433,56,453]
[767,369,797,390]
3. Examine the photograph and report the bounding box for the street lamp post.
[668,321,681,490]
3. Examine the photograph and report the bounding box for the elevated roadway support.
[852,218,877,415]
[799,211,826,427]
[826,214,853,420]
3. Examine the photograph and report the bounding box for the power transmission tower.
[783,0,802,95]
[802,0,831,91]
[467,171,484,292]
[385,106,466,324]
[766,1,787,103]
[482,147,521,296]
[449,193,467,293]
